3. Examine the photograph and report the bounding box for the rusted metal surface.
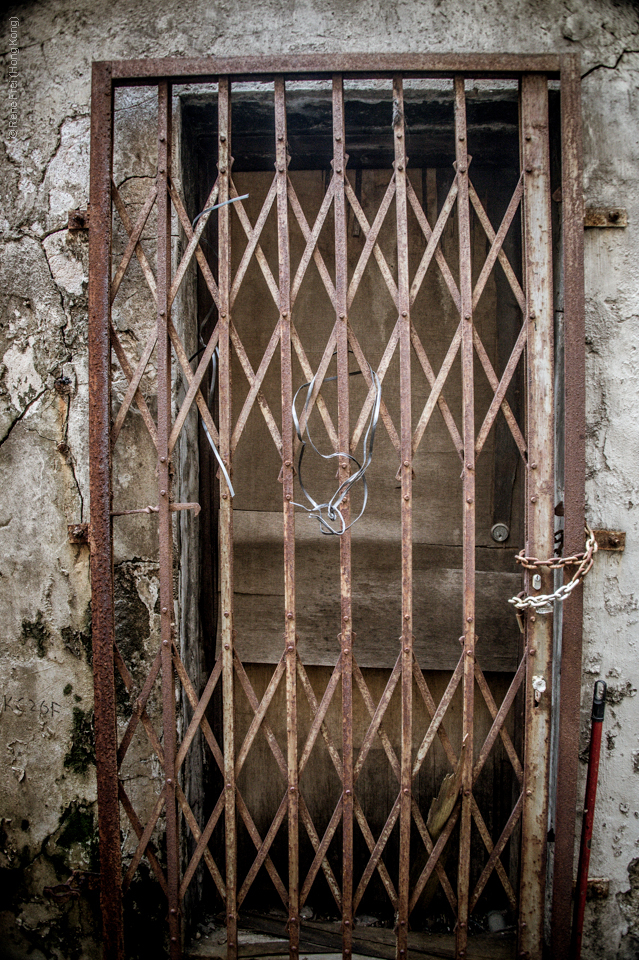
[106,53,561,84]
[88,56,583,960]
[68,522,89,544]
[552,53,586,960]
[68,208,90,230]
[274,75,300,960]
[454,74,475,960]
[156,81,181,960]
[392,73,413,960]
[592,529,625,551]
[584,207,627,228]
[218,76,238,960]
[332,74,354,960]
[88,60,124,960]
[518,73,554,960]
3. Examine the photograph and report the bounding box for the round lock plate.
[491,522,509,543]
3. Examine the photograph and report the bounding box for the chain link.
[509,526,597,612]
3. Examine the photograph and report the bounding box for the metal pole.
[571,681,606,960]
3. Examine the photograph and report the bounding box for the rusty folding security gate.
[88,55,585,960]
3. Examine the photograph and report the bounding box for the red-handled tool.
[570,679,607,959]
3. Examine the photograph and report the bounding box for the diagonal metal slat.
[174,651,224,773]
[288,176,336,308]
[170,177,219,308]
[408,175,460,309]
[473,326,527,460]
[111,185,158,302]
[471,174,524,310]
[168,178,220,310]
[229,319,283,455]
[474,659,524,785]
[229,180,280,308]
[110,323,158,449]
[470,796,518,910]
[118,782,168,894]
[349,317,401,454]
[112,182,158,301]
[115,645,164,768]
[176,783,226,901]
[410,320,464,459]
[475,320,527,458]
[230,176,278,307]
[468,180,525,311]
[406,176,461,313]
[123,786,167,891]
[345,172,398,310]
[179,792,226,898]
[470,792,523,912]
[167,317,220,454]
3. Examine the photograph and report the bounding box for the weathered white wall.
[1,1,639,957]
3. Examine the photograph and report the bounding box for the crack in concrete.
[0,387,49,449]
[582,48,639,79]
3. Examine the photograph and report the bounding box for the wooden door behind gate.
[88,55,585,960]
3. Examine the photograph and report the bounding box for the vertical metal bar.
[332,74,353,960]
[454,75,475,960]
[218,77,237,960]
[274,77,299,960]
[393,74,413,960]
[157,81,181,959]
[88,60,124,960]
[519,74,554,960]
[552,53,585,958]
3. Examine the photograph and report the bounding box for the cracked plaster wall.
[1,0,639,957]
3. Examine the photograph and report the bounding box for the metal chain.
[509,525,597,612]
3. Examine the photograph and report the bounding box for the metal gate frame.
[87,53,585,960]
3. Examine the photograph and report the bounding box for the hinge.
[592,529,625,552]
[68,208,90,230]
[584,207,627,228]
[68,523,89,545]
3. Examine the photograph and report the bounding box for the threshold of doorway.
[185,914,516,960]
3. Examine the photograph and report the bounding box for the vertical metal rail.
[519,74,554,960]
[454,76,475,960]
[218,77,238,960]
[552,54,585,959]
[332,74,353,960]
[157,82,181,959]
[393,75,413,960]
[274,77,300,960]
[88,60,124,960]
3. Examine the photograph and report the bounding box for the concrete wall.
[1,1,639,957]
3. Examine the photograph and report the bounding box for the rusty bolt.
[459,165,466,174]
[162,606,168,614]
[339,313,345,320]
[344,920,350,927]
[464,789,471,797]
[466,497,473,504]
[344,648,350,655]
[222,493,228,500]
[467,616,473,623]
[531,462,537,469]
[404,460,410,467]
[336,167,342,174]
[404,646,410,653]
[344,615,349,622]
[171,937,178,943]
[345,789,352,796]
[531,496,538,503]
[221,312,227,319]
[459,921,466,928]
[396,131,403,138]
[287,612,294,619]
[525,134,531,141]
[402,310,408,317]
[404,613,410,620]
[287,644,294,652]
[529,648,537,655]
[466,462,473,470]
[285,459,292,467]
[526,788,533,797]
[404,494,410,501]
[224,611,230,618]
[160,489,166,496]
[163,639,169,646]
[526,166,533,173]
[282,311,288,318]
[160,456,166,463]
[167,778,173,785]
[228,944,235,950]
[286,494,291,501]
[520,921,527,929]
[400,920,406,927]
[220,134,226,142]
[224,643,230,651]
[397,163,404,171]
[170,908,177,915]
[278,134,284,141]
[335,134,342,141]
[403,787,409,795]
[465,313,471,320]
[290,786,295,793]
[531,616,536,623]
[529,311,536,320]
